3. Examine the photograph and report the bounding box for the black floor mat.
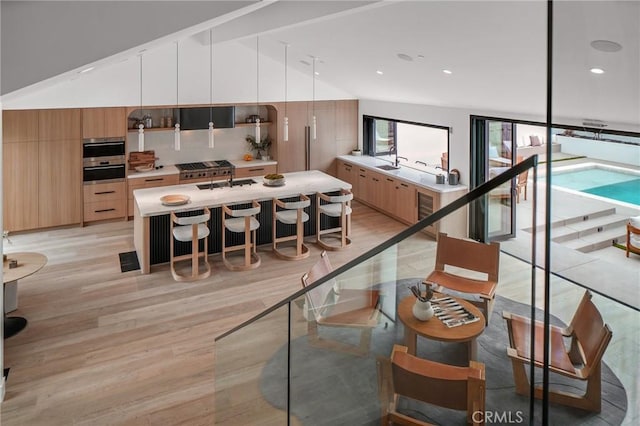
[118,251,140,273]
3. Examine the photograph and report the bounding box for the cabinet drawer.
[235,164,277,178]
[127,174,179,198]
[84,199,125,222]
[83,182,125,203]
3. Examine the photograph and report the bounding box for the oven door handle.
[84,142,125,147]
[83,165,125,171]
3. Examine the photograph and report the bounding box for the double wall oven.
[82,137,126,184]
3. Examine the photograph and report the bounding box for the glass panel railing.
[215,157,639,425]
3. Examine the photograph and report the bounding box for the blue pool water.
[553,168,640,206]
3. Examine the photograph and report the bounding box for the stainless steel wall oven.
[82,138,126,184]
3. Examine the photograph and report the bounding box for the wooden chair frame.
[377,344,486,426]
[170,207,211,282]
[301,251,380,356]
[425,233,500,325]
[222,200,261,271]
[503,291,612,412]
[272,193,311,260]
[626,222,640,257]
[316,189,353,251]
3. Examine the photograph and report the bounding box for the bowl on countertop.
[263,174,285,187]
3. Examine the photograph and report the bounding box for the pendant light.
[312,56,317,141]
[138,54,145,151]
[208,28,215,149]
[174,41,181,151]
[255,36,261,146]
[283,42,289,142]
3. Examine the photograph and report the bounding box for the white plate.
[160,194,190,206]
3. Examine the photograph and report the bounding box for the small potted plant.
[246,135,273,160]
[409,281,434,321]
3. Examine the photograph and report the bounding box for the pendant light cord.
[139,55,143,110]
[210,29,213,121]
[284,44,288,117]
[256,36,260,116]
[176,42,179,106]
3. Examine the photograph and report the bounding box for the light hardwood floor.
[1,201,637,425]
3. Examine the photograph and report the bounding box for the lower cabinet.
[417,187,468,238]
[127,174,179,217]
[83,182,126,222]
[235,164,277,178]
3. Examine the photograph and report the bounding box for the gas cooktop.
[176,160,234,181]
[196,178,257,190]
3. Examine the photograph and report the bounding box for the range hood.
[179,106,235,130]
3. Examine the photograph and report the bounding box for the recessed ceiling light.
[590,40,622,53]
[314,71,320,76]
[590,68,605,74]
[376,70,384,75]
[417,54,425,59]
[397,53,413,62]
[79,66,95,74]
[442,69,453,75]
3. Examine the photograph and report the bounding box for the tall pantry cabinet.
[2,109,82,232]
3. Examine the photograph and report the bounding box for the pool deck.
[502,156,640,311]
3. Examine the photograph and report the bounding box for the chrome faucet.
[395,156,408,167]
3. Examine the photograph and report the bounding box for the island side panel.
[133,201,151,274]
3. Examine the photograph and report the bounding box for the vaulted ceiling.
[2,1,638,128]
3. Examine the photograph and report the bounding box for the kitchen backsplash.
[126,126,271,166]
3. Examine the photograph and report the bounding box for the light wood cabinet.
[337,160,358,195]
[83,107,126,138]
[3,108,82,231]
[127,174,179,216]
[395,181,417,223]
[84,182,126,222]
[38,138,82,228]
[356,167,370,203]
[417,187,467,238]
[2,110,39,143]
[39,109,81,141]
[3,141,39,231]
[234,164,277,179]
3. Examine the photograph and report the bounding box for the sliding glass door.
[470,117,516,241]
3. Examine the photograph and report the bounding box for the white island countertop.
[134,170,350,217]
[337,155,467,193]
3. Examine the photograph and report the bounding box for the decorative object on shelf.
[246,135,272,159]
[282,42,289,142]
[138,54,145,151]
[174,41,181,151]
[208,28,215,149]
[410,281,434,321]
[351,148,362,156]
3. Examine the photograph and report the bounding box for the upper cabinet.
[83,107,126,138]
[40,109,81,141]
[3,110,39,143]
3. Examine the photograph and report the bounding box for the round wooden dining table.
[3,252,47,338]
[398,294,485,361]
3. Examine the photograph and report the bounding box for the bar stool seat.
[170,207,211,282]
[317,189,353,251]
[222,201,261,271]
[273,194,311,260]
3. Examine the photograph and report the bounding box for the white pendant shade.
[312,115,317,141]
[208,122,215,148]
[174,123,181,151]
[138,124,145,151]
[284,116,289,142]
[255,119,261,145]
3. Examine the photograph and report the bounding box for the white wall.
[557,135,640,167]
[1,37,353,109]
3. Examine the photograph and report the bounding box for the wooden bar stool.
[170,207,211,281]
[316,189,353,251]
[222,200,261,271]
[272,194,311,260]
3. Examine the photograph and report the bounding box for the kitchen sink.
[376,164,401,171]
[197,179,257,190]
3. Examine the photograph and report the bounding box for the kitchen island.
[133,170,350,274]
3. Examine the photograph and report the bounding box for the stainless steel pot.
[436,174,445,184]
[448,169,460,185]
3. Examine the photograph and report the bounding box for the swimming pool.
[552,165,640,206]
